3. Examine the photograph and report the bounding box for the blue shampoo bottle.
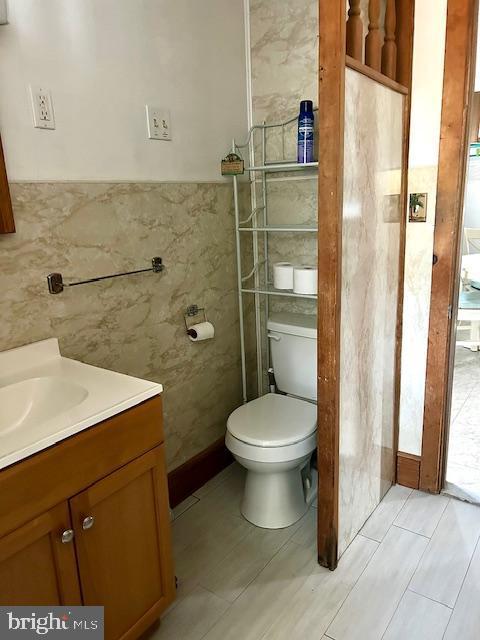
[297,100,314,164]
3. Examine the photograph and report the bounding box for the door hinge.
[448,304,453,319]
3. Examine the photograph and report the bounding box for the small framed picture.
[409,192,428,222]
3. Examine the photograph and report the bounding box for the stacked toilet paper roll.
[293,265,317,294]
[273,262,317,294]
[273,262,294,290]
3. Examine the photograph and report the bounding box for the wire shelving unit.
[229,111,318,404]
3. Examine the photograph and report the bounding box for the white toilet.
[226,312,317,529]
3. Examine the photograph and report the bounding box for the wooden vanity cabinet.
[71,447,173,640]
[0,396,175,640]
[0,502,81,606]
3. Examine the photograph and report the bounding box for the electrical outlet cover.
[29,86,55,130]
[146,106,171,141]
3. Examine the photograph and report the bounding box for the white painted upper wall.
[398,0,447,455]
[408,0,446,171]
[0,0,247,182]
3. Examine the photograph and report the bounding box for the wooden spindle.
[382,0,397,79]
[395,0,414,88]
[346,0,363,61]
[365,0,382,71]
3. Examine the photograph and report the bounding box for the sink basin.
[0,376,88,436]
[0,338,162,470]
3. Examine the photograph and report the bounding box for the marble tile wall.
[339,69,403,554]
[0,182,243,470]
[247,0,318,394]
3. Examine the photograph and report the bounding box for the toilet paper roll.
[187,321,215,342]
[273,262,294,290]
[293,265,318,294]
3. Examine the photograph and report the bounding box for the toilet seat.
[227,393,316,448]
[226,430,316,463]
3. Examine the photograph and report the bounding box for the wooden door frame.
[420,0,479,492]
[0,134,14,234]
[317,0,415,570]
[317,0,345,571]
[393,0,416,481]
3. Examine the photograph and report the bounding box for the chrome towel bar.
[46,256,164,294]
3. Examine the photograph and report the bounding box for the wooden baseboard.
[396,451,421,489]
[167,437,233,508]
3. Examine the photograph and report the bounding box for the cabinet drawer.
[0,396,163,538]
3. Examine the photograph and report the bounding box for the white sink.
[0,338,163,470]
[0,376,88,436]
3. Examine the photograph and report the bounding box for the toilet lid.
[227,393,317,447]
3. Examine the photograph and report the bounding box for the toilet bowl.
[226,311,318,529]
[226,393,317,529]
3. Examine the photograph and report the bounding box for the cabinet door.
[70,447,175,640]
[0,502,82,605]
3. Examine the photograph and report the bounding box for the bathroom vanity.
[0,340,175,640]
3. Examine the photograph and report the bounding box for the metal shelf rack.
[229,111,318,404]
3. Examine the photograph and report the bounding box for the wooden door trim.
[317,0,346,571]
[420,0,479,492]
[393,0,415,480]
[396,451,421,489]
[0,134,15,234]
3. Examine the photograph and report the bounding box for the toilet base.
[236,455,316,529]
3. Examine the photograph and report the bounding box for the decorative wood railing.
[346,0,412,90]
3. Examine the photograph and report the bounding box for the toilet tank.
[267,312,317,401]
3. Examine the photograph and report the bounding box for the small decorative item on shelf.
[221,152,244,176]
[409,192,428,222]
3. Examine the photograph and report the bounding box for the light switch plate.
[146,106,171,141]
[29,86,55,130]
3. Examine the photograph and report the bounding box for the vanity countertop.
[0,338,163,471]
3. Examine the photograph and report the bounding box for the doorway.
[445,119,480,503]
[421,0,480,495]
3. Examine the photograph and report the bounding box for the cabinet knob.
[82,515,95,530]
[61,529,75,544]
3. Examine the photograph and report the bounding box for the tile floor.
[151,463,480,640]
[446,345,480,503]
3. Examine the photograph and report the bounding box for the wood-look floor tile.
[172,495,199,519]
[290,506,317,548]
[154,585,229,640]
[174,514,252,584]
[409,498,480,607]
[394,490,449,537]
[203,541,317,640]
[326,526,428,640]
[193,463,240,499]
[201,520,300,602]
[172,479,247,555]
[382,590,451,640]
[361,484,412,542]
[260,535,378,640]
[198,464,246,517]
[444,540,480,639]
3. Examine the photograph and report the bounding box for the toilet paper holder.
[184,304,208,334]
